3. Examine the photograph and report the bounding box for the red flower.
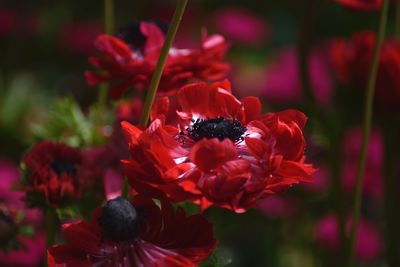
[334,0,382,11]
[47,196,217,267]
[23,141,98,206]
[331,31,400,109]
[121,80,315,213]
[85,21,229,99]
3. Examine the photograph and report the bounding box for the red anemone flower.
[331,31,400,109]
[334,0,382,11]
[85,21,229,99]
[23,141,98,206]
[47,196,217,267]
[121,80,315,213]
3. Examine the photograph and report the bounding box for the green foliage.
[30,98,112,147]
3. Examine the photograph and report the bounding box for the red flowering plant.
[21,141,100,208]
[121,80,315,213]
[331,31,400,110]
[85,21,229,99]
[47,196,217,267]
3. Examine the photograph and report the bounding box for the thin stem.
[395,1,400,39]
[97,0,114,111]
[297,0,317,108]
[347,0,390,266]
[382,122,400,267]
[139,0,188,126]
[45,208,57,248]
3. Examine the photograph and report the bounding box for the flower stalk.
[139,0,188,126]
[347,0,390,266]
[45,208,57,248]
[395,1,400,39]
[96,0,114,117]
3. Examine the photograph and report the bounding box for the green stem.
[297,0,317,108]
[395,1,400,39]
[346,0,390,266]
[329,137,347,265]
[382,122,400,267]
[139,0,188,126]
[96,0,114,115]
[45,208,57,248]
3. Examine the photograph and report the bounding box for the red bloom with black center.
[47,196,217,267]
[23,141,98,206]
[121,80,315,213]
[85,21,229,99]
[331,31,400,109]
[334,0,382,11]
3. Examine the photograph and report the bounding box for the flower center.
[186,117,247,142]
[98,197,139,242]
[51,160,76,176]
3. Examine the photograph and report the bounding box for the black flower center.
[117,20,168,50]
[98,197,139,242]
[51,160,76,176]
[186,117,247,142]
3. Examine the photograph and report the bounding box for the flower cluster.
[85,21,229,99]
[121,80,315,212]
[13,8,315,267]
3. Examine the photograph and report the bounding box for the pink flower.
[314,214,382,262]
[60,21,102,55]
[212,8,270,46]
[257,196,297,219]
[302,166,330,192]
[264,47,333,105]
[0,235,46,267]
[0,160,45,267]
[0,8,16,38]
[342,128,383,200]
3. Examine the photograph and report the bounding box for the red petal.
[120,121,142,147]
[190,139,237,172]
[241,96,262,123]
[151,96,170,122]
[140,21,165,57]
[48,244,91,267]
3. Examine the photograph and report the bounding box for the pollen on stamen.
[185,117,247,143]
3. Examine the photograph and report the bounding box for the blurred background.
[1,0,399,266]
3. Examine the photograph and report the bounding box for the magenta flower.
[59,21,102,55]
[212,8,270,46]
[257,196,298,219]
[264,47,333,105]
[0,8,16,38]
[0,160,45,267]
[314,213,382,262]
[342,128,383,200]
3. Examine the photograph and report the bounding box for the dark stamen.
[98,197,139,242]
[51,160,76,176]
[186,117,247,142]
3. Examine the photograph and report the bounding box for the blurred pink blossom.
[212,8,270,46]
[60,21,102,55]
[0,8,17,38]
[0,160,45,267]
[264,47,333,105]
[0,234,45,267]
[342,128,383,200]
[302,166,330,192]
[258,196,297,219]
[314,213,382,262]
